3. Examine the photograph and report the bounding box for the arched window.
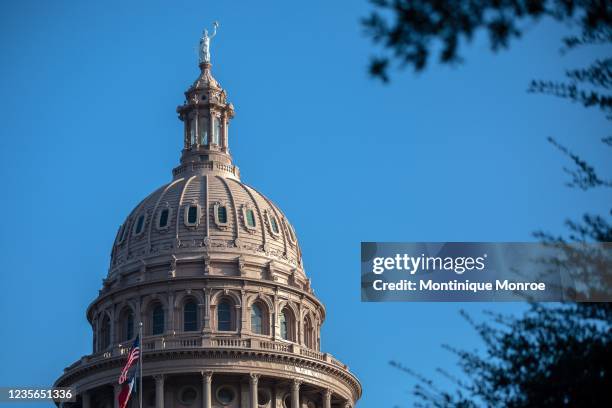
[190,118,196,146]
[270,216,280,234]
[185,205,200,227]
[304,316,314,349]
[100,315,111,350]
[134,214,145,236]
[280,307,294,341]
[246,209,256,228]
[126,312,134,340]
[184,301,198,332]
[212,117,221,145]
[119,308,134,341]
[152,304,164,335]
[158,208,169,229]
[251,303,263,334]
[217,205,227,224]
[217,300,232,331]
[200,116,209,145]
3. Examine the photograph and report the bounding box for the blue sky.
[0,1,610,407]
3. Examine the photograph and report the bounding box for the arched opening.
[183,300,198,332]
[217,299,233,331]
[280,307,295,341]
[119,308,134,341]
[250,302,268,335]
[199,116,209,145]
[151,304,164,335]
[213,116,221,145]
[100,315,111,351]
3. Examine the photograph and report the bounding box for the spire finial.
[199,21,219,65]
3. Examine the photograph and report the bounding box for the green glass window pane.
[188,206,198,224]
[190,118,196,146]
[271,217,279,233]
[101,316,111,350]
[280,311,288,340]
[218,301,232,331]
[213,117,221,145]
[126,312,134,340]
[135,215,144,234]
[217,206,227,223]
[246,209,256,227]
[152,305,164,335]
[184,302,197,332]
[251,304,263,334]
[159,209,169,228]
[200,116,209,145]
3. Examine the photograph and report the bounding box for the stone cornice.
[55,347,361,400]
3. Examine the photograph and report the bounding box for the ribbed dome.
[109,174,303,278]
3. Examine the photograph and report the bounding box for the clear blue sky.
[0,1,610,407]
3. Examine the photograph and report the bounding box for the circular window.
[283,394,291,408]
[258,389,271,406]
[216,386,236,405]
[179,387,197,405]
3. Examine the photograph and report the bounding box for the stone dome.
[108,174,305,286]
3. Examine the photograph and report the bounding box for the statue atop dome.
[199,21,219,64]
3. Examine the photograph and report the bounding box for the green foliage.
[363,0,612,81]
[392,304,612,407]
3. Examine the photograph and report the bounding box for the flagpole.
[139,321,143,408]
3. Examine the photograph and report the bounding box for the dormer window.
[266,211,280,236]
[157,207,172,230]
[184,204,200,227]
[285,220,297,245]
[133,214,145,236]
[245,208,256,229]
[213,202,229,228]
[115,224,126,245]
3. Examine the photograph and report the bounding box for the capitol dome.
[56,29,360,408]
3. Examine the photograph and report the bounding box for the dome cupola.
[174,22,238,181]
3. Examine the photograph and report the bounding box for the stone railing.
[69,334,348,372]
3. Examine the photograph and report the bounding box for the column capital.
[322,388,332,399]
[249,373,260,383]
[201,370,213,383]
[153,374,165,383]
[291,378,302,389]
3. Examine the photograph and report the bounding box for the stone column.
[240,291,248,335]
[113,384,121,408]
[203,289,211,331]
[290,379,301,408]
[322,389,332,408]
[168,293,175,332]
[154,375,164,408]
[249,373,259,408]
[201,371,213,408]
[81,391,91,408]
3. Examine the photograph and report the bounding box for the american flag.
[118,335,140,385]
